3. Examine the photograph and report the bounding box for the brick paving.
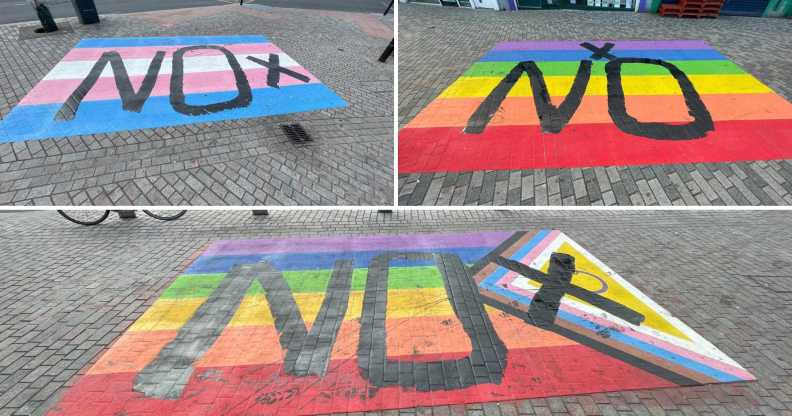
[397,4,792,206]
[0,5,393,206]
[1,209,791,415]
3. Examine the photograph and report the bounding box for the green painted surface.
[169,266,447,298]
[649,0,662,12]
[462,60,746,77]
[763,0,792,15]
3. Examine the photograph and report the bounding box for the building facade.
[403,0,792,17]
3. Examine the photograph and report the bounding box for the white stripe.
[43,53,300,81]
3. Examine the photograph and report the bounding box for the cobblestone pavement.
[397,4,792,206]
[1,209,791,415]
[0,5,393,206]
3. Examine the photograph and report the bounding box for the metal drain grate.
[280,123,313,143]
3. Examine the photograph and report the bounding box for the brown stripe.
[473,232,538,284]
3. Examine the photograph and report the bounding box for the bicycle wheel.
[142,210,187,221]
[57,210,110,226]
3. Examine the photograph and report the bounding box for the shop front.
[513,0,636,9]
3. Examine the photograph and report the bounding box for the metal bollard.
[378,39,394,63]
[35,3,59,33]
[69,0,100,24]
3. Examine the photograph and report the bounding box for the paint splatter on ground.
[399,40,792,174]
[0,35,346,142]
[46,230,753,415]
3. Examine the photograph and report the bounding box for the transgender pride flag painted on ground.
[0,35,346,143]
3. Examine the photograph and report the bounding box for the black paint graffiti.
[54,45,310,120]
[246,54,311,88]
[465,60,592,134]
[56,51,166,121]
[134,263,266,399]
[606,58,714,140]
[469,233,699,386]
[136,235,700,401]
[260,259,353,377]
[493,254,644,328]
[170,45,252,116]
[465,42,715,140]
[580,41,616,61]
[256,388,300,404]
[358,252,507,391]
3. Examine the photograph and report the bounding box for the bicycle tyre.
[57,210,110,226]
[142,210,187,221]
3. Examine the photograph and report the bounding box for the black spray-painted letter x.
[246,54,311,88]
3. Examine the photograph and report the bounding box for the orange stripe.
[486,305,578,349]
[196,325,284,367]
[87,330,177,375]
[385,315,472,359]
[86,309,580,374]
[405,93,792,129]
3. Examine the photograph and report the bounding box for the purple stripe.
[202,231,514,256]
[492,40,712,52]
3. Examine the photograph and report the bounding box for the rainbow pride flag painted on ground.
[0,36,346,143]
[399,40,792,173]
[47,231,753,416]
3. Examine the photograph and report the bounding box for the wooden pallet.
[659,0,723,17]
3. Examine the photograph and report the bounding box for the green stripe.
[165,266,446,299]
[462,60,746,78]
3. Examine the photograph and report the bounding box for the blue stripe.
[508,229,550,261]
[479,49,726,62]
[479,229,550,289]
[480,277,740,382]
[75,35,269,48]
[0,83,346,143]
[184,247,494,274]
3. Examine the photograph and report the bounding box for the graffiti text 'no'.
[465,42,714,140]
[56,45,310,121]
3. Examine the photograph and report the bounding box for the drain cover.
[280,123,313,143]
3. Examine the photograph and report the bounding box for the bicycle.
[57,210,187,226]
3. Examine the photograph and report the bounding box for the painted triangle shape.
[473,229,755,385]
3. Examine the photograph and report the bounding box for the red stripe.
[48,345,675,415]
[398,119,792,173]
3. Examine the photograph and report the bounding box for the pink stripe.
[20,66,317,105]
[499,283,753,380]
[61,43,283,61]
[499,230,561,288]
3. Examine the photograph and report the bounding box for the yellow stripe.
[131,288,456,331]
[440,74,771,99]
[129,298,205,332]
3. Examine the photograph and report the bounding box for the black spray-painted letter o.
[170,45,253,116]
[606,58,714,140]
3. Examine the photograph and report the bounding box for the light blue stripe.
[480,49,726,62]
[508,229,551,261]
[75,35,269,48]
[0,83,346,143]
